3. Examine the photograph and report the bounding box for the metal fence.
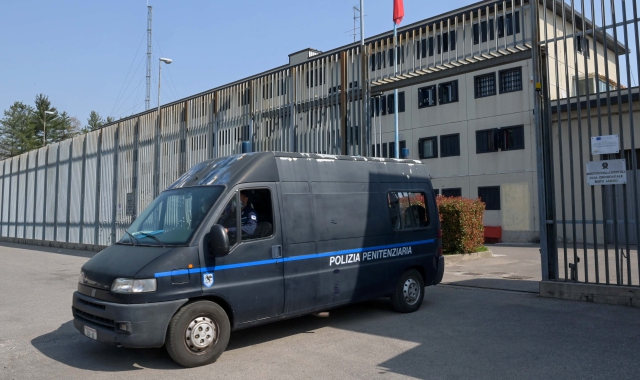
[535,0,640,286]
[0,0,533,247]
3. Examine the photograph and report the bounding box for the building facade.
[0,0,627,246]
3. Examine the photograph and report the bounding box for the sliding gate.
[535,0,640,287]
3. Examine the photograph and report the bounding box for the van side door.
[201,183,284,325]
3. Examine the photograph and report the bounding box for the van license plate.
[84,326,97,340]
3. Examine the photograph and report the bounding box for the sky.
[0,0,478,125]
[1,0,638,127]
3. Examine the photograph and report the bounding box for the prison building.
[0,0,630,248]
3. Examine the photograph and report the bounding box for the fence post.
[111,124,120,245]
[94,129,103,245]
[31,150,39,240]
[79,136,88,244]
[65,141,73,243]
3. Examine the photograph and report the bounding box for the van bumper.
[72,291,188,348]
[433,256,445,285]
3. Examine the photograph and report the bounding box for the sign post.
[586,159,627,186]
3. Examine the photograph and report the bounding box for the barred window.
[499,67,522,93]
[475,73,496,98]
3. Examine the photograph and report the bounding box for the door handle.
[271,245,282,259]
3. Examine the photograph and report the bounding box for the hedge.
[436,196,485,254]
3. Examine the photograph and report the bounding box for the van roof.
[167,152,427,190]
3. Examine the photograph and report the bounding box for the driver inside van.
[223,191,258,238]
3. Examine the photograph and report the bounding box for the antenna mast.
[145,5,153,110]
[353,6,359,42]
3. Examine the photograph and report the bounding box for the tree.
[31,94,79,144]
[0,101,38,159]
[84,110,104,132]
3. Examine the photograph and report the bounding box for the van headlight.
[111,278,157,293]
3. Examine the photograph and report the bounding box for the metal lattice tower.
[145,5,153,110]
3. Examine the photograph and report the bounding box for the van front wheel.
[390,269,424,313]
[166,301,230,367]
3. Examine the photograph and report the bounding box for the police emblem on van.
[203,273,214,288]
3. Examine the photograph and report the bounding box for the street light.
[43,110,55,146]
[157,57,173,117]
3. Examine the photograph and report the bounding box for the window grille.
[499,67,522,93]
[475,73,496,98]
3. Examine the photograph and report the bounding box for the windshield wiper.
[134,232,166,247]
[124,230,139,246]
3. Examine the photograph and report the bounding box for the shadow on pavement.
[31,321,180,371]
[31,300,399,371]
[0,242,97,259]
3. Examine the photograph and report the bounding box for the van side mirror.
[208,224,229,257]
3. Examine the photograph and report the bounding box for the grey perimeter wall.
[0,1,535,246]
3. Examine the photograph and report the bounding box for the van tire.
[390,269,424,313]
[165,301,230,368]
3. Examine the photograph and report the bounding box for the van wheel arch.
[166,296,236,332]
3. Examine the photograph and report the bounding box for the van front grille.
[72,307,115,330]
[78,298,106,310]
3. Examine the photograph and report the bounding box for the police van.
[73,152,443,367]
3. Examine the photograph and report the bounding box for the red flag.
[393,0,404,25]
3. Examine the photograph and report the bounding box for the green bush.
[436,196,485,254]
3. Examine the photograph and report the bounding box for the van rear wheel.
[390,269,424,313]
[166,301,230,367]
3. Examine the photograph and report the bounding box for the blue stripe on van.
[154,238,435,278]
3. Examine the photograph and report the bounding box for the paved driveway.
[1,242,639,380]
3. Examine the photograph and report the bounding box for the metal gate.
[534,0,640,286]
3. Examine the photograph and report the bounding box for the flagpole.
[393,22,399,158]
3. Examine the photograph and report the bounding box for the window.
[388,46,404,66]
[499,67,522,93]
[216,188,274,244]
[389,141,396,158]
[624,149,640,170]
[439,80,458,104]
[440,134,460,157]
[350,126,359,145]
[124,186,224,246]
[473,23,479,45]
[387,92,405,114]
[370,54,376,71]
[475,73,496,98]
[478,186,500,210]
[418,137,438,159]
[382,142,388,158]
[442,32,449,52]
[449,30,456,50]
[441,188,462,197]
[501,125,524,151]
[476,129,500,153]
[387,191,429,230]
[428,36,435,56]
[576,35,591,58]
[418,85,437,108]
[433,189,440,195]
[476,126,524,153]
[381,96,387,116]
[498,12,520,38]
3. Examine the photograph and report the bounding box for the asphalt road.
[1,242,639,380]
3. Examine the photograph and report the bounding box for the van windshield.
[119,186,224,246]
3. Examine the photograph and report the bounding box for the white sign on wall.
[586,159,627,186]
[591,135,620,155]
